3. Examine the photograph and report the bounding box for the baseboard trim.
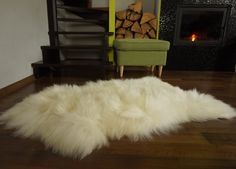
[0,75,35,98]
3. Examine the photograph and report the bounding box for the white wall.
[0,0,49,89]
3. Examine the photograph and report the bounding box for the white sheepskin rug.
[0,76,235,158]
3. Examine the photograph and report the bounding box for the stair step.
[55,31,113,36]
[32,60,110,67]
[55,45,112,50]
[57,18,105,24]
[57,5,108,14]
[64,60,105,66]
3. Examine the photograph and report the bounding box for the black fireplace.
[174,4,231,46]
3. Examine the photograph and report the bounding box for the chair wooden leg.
[151,65,155,72]
[158,65,163,78]
[120,65,124,78]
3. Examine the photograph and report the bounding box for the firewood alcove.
[115,0,158,39]
[112,0,170,78]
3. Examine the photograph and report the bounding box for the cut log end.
[116,28,126,35]
[127,12,141,21]
[128,0,143,14]
[149,19,157,31]
[116,10,127,20]
[148,29,156,39]
[123,20,134,28]
[140,12,156,24]
[131,21,142,33]
[115,0,157,39]
[141,23,152,34]
[116,20,123,29]
[116,34,124,39]
[134,33,144,39]
[125,30,133,39]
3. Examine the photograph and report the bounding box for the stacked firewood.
[115,0,157,39]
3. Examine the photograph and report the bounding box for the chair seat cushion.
[114,39,170,51]
[117,51,167,65]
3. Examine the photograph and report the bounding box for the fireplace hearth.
[174,4,231,46]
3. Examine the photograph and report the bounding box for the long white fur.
[0,76,235,158]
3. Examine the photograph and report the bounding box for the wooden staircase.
[32,0,113,78]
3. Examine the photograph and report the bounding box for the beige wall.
[0,0,49,89]
[92,0,156,12]
[143,0,156,13]
[115,0,135,11]
[92,0,108,7]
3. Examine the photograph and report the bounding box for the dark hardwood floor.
[0,70,236,169]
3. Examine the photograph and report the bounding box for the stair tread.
[56,31,113,35]
[57,18,105,23]
[41,45,112,50]
[55,45,112,50]
[57,5,108,14]
[32,60,110,67]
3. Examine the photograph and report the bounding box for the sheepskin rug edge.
[0,76,235,158]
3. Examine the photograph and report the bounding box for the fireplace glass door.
[174,4,231,46]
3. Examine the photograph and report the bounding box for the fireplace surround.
[160,0,236,71]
